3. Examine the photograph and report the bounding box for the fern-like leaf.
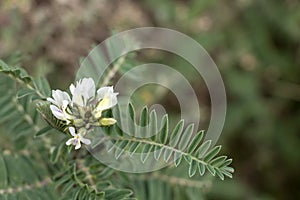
[0,152,58,199]
[53,158,134,200]
[0,60,51,100]
[93,103,234,180]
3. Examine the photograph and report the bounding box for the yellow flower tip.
[93,110,102,119]
[99,118,117,126]
[96,97,110,111]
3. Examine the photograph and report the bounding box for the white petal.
[71,78,96,106]
[47,97,57,106]
[66,138,74,146]
[96,86,118,111]
[97,86,114,99]
[50,105,65,120]
[62,100,69,109]
[82,78,96,100]
[69,127,76,136]
[72,93,84,107]
[52,90,62,104]
[51,90,71,106]
[75,142,81,150]
[80,137,91,145]
[52,90,58,99]
[61,91,71,102]
[109,93,118,108]
[69,84,75,95]
[96,94,118,111]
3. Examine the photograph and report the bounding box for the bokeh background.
[1,0,300,199]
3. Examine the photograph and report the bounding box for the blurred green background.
[1,0,299,199]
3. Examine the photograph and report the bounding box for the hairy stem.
[0,177,52,195]
[102,136,209,166]
[136,172,212,189]
[100,56,125,87]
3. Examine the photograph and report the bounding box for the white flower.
[65,127,91,150]
[92,86,118,119]
[96,86,118,111]
[47,90,72,123]
[70,78,95,107]
[47,78,118,130]
[69,78,118,111]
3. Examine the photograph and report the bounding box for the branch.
[136,172,212,189]
[0,177,52,195]
[76,159,96,190]
[100,56,125,87]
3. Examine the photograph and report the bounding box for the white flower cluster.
[47,78,118,150]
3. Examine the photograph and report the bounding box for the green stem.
[0,177,52,195]
[102,135,209,166]
[134,172,212,189]
[100,56,126,87]
[8,74,46,99]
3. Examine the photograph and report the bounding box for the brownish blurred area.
[0,0,152,87]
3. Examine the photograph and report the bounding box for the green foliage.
[0,60,137,199]
[95,104,233,180]
[0,60,51,100]
[53,160,134,200]
[0,75,39,147]
[0,153,58,200]
[0,58,233,199]
[124,167,211,200]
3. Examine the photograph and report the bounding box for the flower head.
[66,127,91,150]
[47,78,119,149]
